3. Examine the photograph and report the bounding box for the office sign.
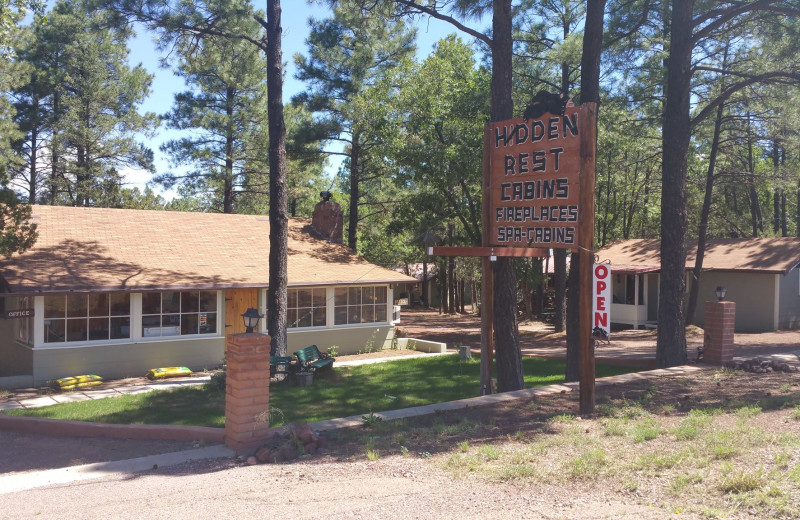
[5,308,34,319]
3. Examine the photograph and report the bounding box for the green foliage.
[0,191,37,256]
[293,0,415,250]
[10,0,157,206]
[157,13,269,214]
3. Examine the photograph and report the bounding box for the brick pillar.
[703,301,735,366]
[225,333,271,455]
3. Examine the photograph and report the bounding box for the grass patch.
[631,416,661,442]
[565,447,607,479]
[2,385,225,427]
[674,409,714,440]
[718,469,765,494]
[3,356,634,427]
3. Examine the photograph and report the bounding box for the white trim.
[388,286,394,321]
[326,287,335,327]
[131,293,142,340]
[259,289,268,333]
[31,333,222,350]
[33,296,44,347]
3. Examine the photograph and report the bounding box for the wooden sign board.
[487,106,581,248]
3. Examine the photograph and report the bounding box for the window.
[43,293,131,343]
[141,291,217,337]
[287,288,326,328]
[16,296,33,345]
[334,286,388,325]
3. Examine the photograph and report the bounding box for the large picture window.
[141,291,218,337]
[334,286,388,325]
[287,288,326,328]
[43,293,131,343]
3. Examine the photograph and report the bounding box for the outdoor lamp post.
[715,286,727,301]
[241,307,263,333]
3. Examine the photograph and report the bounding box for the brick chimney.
[311,191,343,243]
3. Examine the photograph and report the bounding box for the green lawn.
[4,356,635,427]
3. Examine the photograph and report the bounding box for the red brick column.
[703,301,735,366]
[225,333,271,454]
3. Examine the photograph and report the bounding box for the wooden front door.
[225,288,260,337]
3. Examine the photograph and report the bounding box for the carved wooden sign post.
[429,101,597,412]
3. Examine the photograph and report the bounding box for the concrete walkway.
[0,376,213,411]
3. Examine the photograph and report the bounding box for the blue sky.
[124,3,472,197]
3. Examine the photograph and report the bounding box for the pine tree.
[158,15,269,214]
[293,0,415,250]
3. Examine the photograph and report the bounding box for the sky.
[123,2,474,198]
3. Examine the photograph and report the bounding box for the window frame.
[262,284,393,332]
[31,290,222,349]
[140,290,221,339]
[41,293,132,345]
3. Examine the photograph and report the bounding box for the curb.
[0,444,234,495]
[308,364,707,431]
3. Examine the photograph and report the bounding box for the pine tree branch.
[690,70,800,129]
[391,0,491,45]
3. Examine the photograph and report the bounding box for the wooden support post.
[578,103,598,414]
[481,123,494,395]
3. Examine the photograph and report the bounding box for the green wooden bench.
[294,345,335,371]
[270,355,297,376]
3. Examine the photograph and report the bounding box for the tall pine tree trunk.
[687,97,725,325]
[491,0,524,392]
[223,86,235,214]
[565,251,580,382]
[266,0,289,357]
[657,0,692,368]
[348,136,361,250]
[28,111,38,204]
[566,0,605,381]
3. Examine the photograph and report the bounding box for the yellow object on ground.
[53,374,103,391]
[147,366,193,380]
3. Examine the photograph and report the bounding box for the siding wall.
[288,325,395,356]
[647,274,659,322]
[693,271,777,332]
[778,267,800,329]
[0,297,33,377]
[31,337,225,385]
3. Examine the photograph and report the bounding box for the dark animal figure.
[591,326,611,344]
[523,90,570,120]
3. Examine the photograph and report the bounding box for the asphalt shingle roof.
[1,205,415,294]
[596,238,800,275]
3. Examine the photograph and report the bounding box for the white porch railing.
[392,305,401,324]
[610,303,648,329]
